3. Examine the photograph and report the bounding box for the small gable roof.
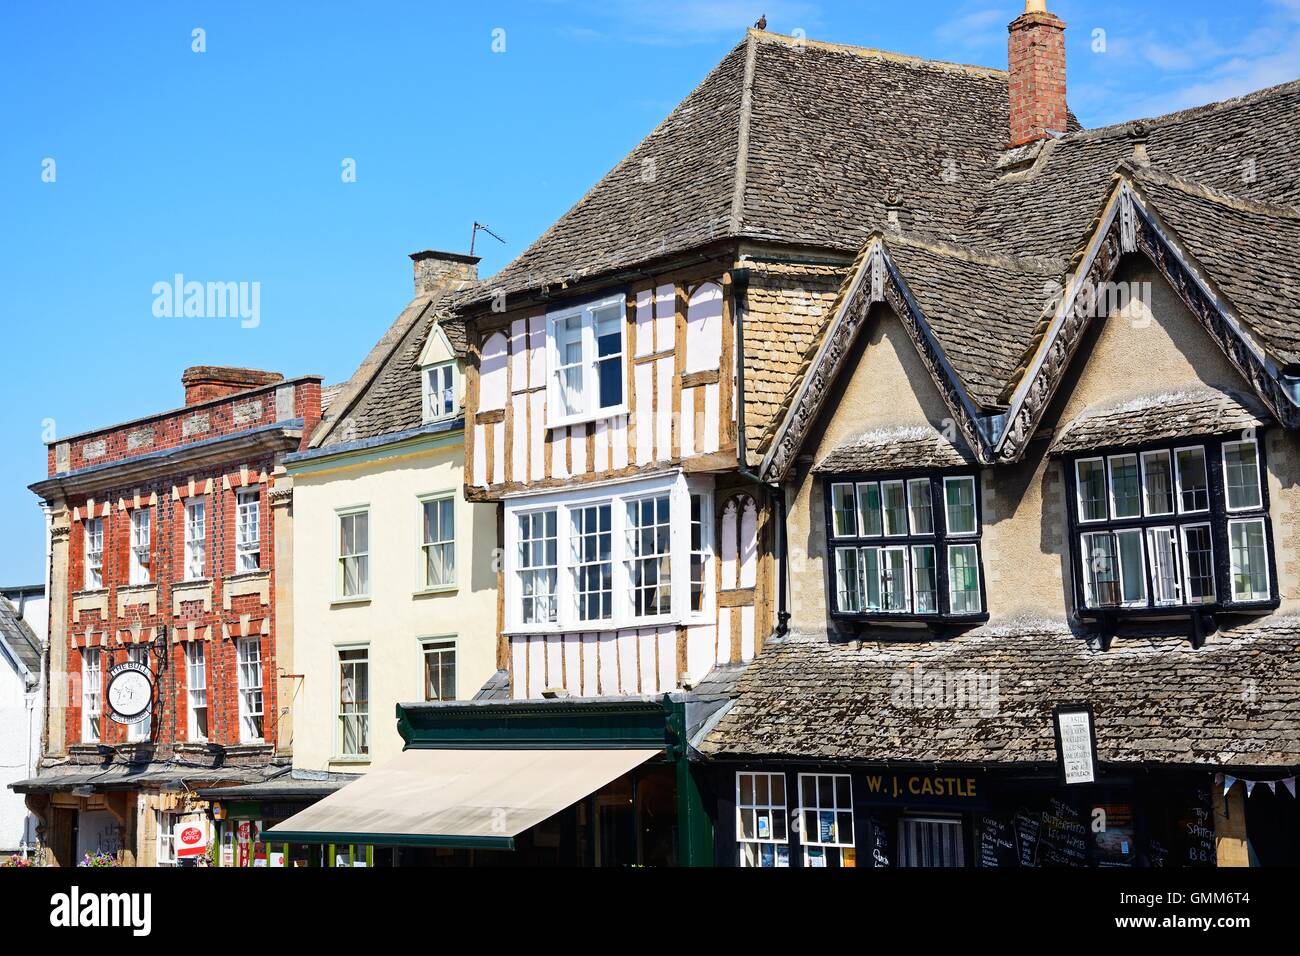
[1050,387,1271,456]
[816,425,976,474]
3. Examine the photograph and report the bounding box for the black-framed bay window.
[1064,433,1277,615]
[823,472,986,623]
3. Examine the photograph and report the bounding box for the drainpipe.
[773,485,790,637]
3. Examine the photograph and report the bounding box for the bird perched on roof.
[755,14,767,30]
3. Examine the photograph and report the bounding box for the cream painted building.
[284,251,499,773]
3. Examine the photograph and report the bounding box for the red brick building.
[18,367,321,866]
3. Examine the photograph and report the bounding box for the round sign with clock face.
[106,661,153,724]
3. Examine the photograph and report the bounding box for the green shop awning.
[264,747,661,850]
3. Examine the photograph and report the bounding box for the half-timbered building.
[270,2,1299,867]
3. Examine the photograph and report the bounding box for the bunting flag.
[1216,772,1297,800]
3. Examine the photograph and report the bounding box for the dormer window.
[824,473,986,622]
[423,360,458,422]
[546,294,626,427]
[1066,436,1275,614]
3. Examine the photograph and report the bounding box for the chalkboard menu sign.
[1173,788,1216,867]
[1036,797,1088,866]
[869,815,892,868]
[1013,807,1042,867]
[975,814,1017,868]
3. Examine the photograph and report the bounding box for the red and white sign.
[177,818,208,858]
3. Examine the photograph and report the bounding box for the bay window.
[506,476,708,631]
[1068,436,1274,613]
[546,294,626,426]
[826,473,984,621]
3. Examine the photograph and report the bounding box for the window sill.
[502,616,677,637]
[413,585,458,598]
[120,581,157,592]
[331,596,372,607]
[546,404,628,432]
[330,755,371,765]
[228,569,269,582]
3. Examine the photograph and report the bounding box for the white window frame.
[184,499,207,581]
[422,359,459,423]
[943,475,979,536]
[906,478,934,535]
[1221,439,1262,513]
[336,644,369,758]
[796,772,854,867]
[829,483,856,537]
[156,811,177,866]
[1107,453,1142,520]
[503,473,698,633]
[880,479,908,537]
[545,294,627,428]
[84,518,104,590]
[82,647,101,743]
[1145,525,1182,607]
[235,487,262,572]
[736,771,790,867]
[1227,517,1270,602]
[1140,449,1175,517]
[129,509,152,586]
[420,636,457,702]
[1179,522,1216,605]
[571,501,614,623]
[947,543,982,614]
[1174,445,1210,515]
[417,493,456,592]
[185,642,208,743]
[336,506,370,600]
[236,637,264,743]
[1075,457,1108,524]
[687,490,715,621]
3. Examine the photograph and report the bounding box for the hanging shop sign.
[177,818,209,859]
[1053,703,1098,785]
[106,661,154,725]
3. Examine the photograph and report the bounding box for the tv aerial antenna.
[470,221,506,256]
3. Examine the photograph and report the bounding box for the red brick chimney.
[1007,0,1068,148]
[182,366,284,405]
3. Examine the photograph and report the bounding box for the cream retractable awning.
[264,747,661,850]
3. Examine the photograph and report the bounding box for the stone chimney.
[182,366,285,406]
[1007,0,1068,147]
[410,250,480,297]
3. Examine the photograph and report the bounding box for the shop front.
[709,762,1227,868]
[265,695,717,867]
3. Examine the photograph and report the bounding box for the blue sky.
[1,0,1297,585]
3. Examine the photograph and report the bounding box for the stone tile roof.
[1133,167,1300,366]
[886,237,1059,409]
[815,425,977,473]
[468,32,1015,306]
[313,296,464,448]
[0,597,40,678]
[1051,387,1271,455]
[701,619,1300,769]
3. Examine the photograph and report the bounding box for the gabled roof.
[816,424,976,474]
[701,619,1300,770]
[310,292,466,449]
[468,30,1017,306]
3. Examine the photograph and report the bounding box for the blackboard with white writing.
[975,814,1017,868]
[869,816,892,868]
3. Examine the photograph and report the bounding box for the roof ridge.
[1059,76,1300,145]
[746,28,1008,81]
[729,32,759,235]
[886,231,1065,273]
[473,37,751,299]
